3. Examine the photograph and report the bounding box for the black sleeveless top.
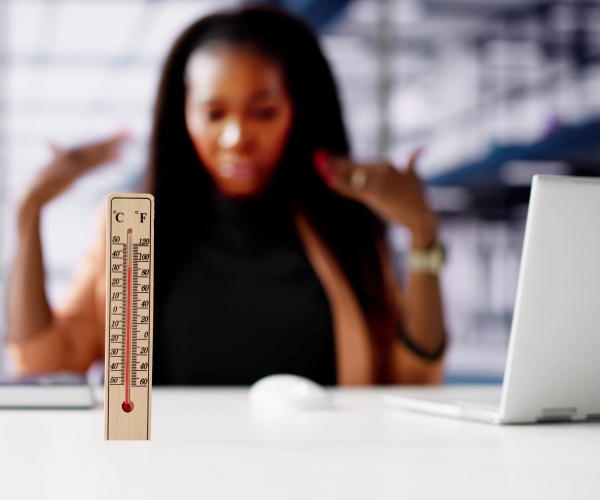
[153,191,336,385]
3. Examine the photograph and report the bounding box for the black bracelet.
[396,326,446,361]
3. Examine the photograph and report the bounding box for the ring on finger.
[350,169,368,190]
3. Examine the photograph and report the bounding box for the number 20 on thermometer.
[104,194,154,440]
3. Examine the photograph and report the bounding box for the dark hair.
[145,6,396,382]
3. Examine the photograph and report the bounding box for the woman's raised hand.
[24,131,129,208]
[8,131,128,344]
[314,149,438,249]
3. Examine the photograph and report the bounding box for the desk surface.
[1,386,599,500]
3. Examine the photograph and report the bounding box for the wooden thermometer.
[104,194,154,440]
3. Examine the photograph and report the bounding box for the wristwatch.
[407,242,446,275]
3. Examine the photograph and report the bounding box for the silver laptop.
[384,175,600,424]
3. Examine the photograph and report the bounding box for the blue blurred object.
[428,117,600,188]
[268,0,353,29]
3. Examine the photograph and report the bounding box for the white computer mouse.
[248,373,332,413]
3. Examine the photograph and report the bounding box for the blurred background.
[1,0,600,381]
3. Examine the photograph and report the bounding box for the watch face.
[408,243,445,274]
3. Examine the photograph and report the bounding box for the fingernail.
[313,149,334,184]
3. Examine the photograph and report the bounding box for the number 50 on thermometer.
[104,194,154,440]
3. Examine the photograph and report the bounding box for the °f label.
[104,194,154,440]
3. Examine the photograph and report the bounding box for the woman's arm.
[390,223,446,384]
[401,213,446,360]
[314,149,447,382]
[7,196,53,342]
[6,133,127,344]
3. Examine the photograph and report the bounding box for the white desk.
[1,387,599,500]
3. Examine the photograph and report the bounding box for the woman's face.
[184,45,294,198]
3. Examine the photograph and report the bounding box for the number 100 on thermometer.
[104,194,154,440]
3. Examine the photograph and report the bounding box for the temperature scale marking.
[104,194,154,440]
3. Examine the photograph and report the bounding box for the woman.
[6,6,446,385]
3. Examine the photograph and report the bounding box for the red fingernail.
[313,150,334,184]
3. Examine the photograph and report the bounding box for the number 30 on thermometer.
[104,194,154,440]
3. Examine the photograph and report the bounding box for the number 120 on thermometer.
[104,194,154,440]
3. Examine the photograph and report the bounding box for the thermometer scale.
[104,194,154,440]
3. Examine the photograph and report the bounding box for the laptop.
[384,175,600,424]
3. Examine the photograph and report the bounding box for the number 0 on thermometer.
[104,194,154,440]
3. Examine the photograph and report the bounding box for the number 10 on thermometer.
[104,194,154,440]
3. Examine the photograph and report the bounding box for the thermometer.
[104,194,154,440]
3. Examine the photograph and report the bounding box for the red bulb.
[122,401,134,413]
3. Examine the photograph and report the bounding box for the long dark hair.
[145,6,396,382]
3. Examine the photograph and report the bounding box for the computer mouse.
[248,373,332,412]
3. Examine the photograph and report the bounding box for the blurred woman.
[6,6,446,385]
